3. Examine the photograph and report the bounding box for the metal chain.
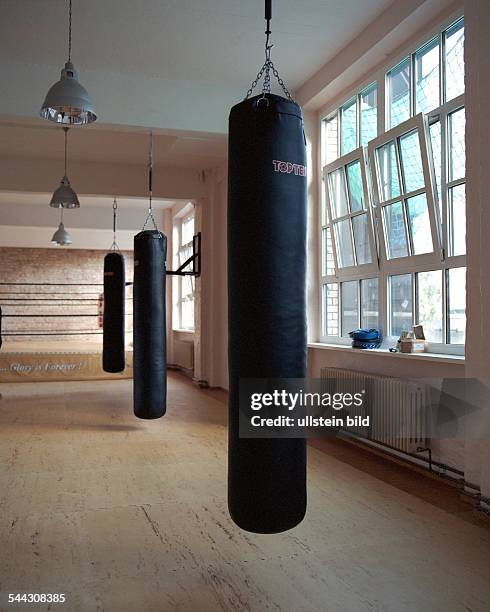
[245,14,293,101]
[142,132,159,232]
[245,58,293,100]
[111,197,120,251]
[68,0,72,61]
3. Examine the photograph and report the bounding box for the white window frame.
[318,11,465,355]
[172,205,195,332]
[368,113,442,273]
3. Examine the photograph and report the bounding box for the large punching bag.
[133,229,167,419]
[228,93,308,533]
[102,251,125,373]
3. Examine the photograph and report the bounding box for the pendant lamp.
[50,127,80,209]
[51,208,73,246]
[40,0,96,125]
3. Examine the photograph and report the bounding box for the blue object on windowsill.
[349,328,382,349]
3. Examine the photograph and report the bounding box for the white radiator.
[320,367,429,453]
[173,339,194,370]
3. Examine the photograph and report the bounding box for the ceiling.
[1,0,394,92]
[0,120,227,168]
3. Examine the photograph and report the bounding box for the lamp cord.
[68,0,72,62]
[63,127,68,176]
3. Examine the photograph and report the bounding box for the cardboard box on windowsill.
[398,325,427,353]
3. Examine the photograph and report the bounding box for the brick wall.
[0,247,133,343]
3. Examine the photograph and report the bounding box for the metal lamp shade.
[51,222,72,246]
[40,61,96,125]
[50,175,80,209]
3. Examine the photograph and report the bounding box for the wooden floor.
[0,373,489,612]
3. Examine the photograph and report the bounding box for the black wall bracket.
[166,232,201,278]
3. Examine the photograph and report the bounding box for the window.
[172,207,196,331]
[322,82,378,164]
[320,16,465,354]
[369,114,440,267]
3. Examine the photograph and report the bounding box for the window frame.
[368,113,442,273]
[318,11,465,355]
[172,206,196,332]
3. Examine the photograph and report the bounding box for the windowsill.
[308,342,465,363]
[172,329,195,335]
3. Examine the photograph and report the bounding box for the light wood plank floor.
[0,373,489,612]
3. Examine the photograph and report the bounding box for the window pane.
[449,183,466,256]
[334,219,355,268]
[181,214,194,244]
[360,83,377,146]
[445,19,464,102]
[383,201,408,259]
[376,141,401,201]
[448,267,466,344]
[361,278,379,329]
[352,213,372,264]
[323,283,339,336]
[406,193,433,254]
[390,274,413,336]
[429,120,442,216]
[448,107,465,181]
[388,58,411,128]
[341,98,357,155]
[417,270,443,342]
[322,227,336,276]
[324,113,339,164]
[328,168,348,218]
[415,37,440,114]
[399,129,425,193]
[346,160,365,212]
[341,281,359,336]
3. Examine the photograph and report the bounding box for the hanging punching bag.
[102,251,126,373]
[228,93,308,533]
[133,229,167,419]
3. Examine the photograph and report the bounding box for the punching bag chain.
[245,0,293,101]
[110,197,120,251]
[142,131,159,232]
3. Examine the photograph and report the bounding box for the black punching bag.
[133,230,167,419]
[228,93,308,533]
[102,252,126,373]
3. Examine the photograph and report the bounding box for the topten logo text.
[272,160,306,176]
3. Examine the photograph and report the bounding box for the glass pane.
[399,129,425,193]
[417,270,443,342]
[322,227,336,276]
[352,213,372,265]
[361,278,379,329]
[388,58,410,128]
[376,141,400,201]
[449,183,466,256]
[415,37,440,114]
[181,213,194,244]
[360,83,377,146]
[334,219,355,268]
[445,18,464,102]
[341,281,359,336]
[324,113,339,164]
[448,107,465,181]
[429,120,442,217]
[328,168,348,218]
[406,193,433,254]
[383,201,408,259]
[346,160,365,212]
[448,267,466,344]
[390,274,413,336]
[341,98,357,155]
[323,283,339,337]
